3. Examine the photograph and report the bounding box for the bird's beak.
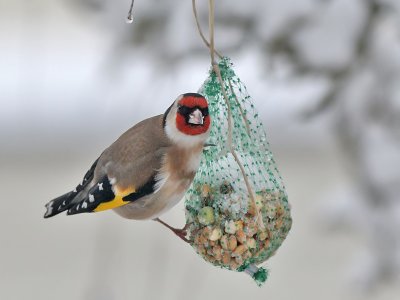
[188,109,204,125]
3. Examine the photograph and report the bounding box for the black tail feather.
[44,191,77,218]
[43,158,99,218]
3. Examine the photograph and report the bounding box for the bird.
[44,93,211,242]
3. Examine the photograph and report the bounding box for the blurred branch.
[301,0,383,119]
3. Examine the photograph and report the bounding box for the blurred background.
[1,0,400,299]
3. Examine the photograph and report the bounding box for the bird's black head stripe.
[163,102,174,128]
[182,92,203,98]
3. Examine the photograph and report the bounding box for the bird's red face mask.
[176,94,211,136]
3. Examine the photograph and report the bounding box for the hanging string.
[126,0,135,24]
[192,0,223,58]
[193,0,265,229]
[208,0,216,64]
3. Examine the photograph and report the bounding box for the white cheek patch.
[165,120,209,147]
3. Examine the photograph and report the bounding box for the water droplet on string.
[126,14,134,24]
[125,0,135,24]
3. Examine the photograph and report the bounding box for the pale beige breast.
[113,144,204,220]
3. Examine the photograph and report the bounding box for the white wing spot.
[98,183,104,191]
[82,202,88,209]
[73,188,77,192]
[89,194,95,203]
[76,204,80,210]
[154,172,169,193]
[109,177,117,185]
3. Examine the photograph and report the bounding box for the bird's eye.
[178,105,191,115]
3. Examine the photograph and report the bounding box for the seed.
[222,251,231,265]
[230,261,238,270]
[276,204,284,216]
[206,255,216,263]
[235,220,244,231]
[246,238,256,249]
[197,245,206,255]
[233,245,247,256]
[225,220,237,234]
[201,184,211,198]
[258,231,268,241]
[198,234,207,245]
[220,182,233,194]
[265,203,277,219]
[228,235,238,251]
[202,227,211,236]
[244,221,257,237]
[235,256,243,265]
[242,250,252,260]
[236,229,246,244]
[275,218,283,230]
[213,246,222,260]
[209,228,223,241]
[198,207,215,225]
[220,235,229,250]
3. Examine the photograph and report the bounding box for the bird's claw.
[154,218,190,243]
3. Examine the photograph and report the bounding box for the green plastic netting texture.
[184,58,292,285]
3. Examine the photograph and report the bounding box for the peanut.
[246,238,256,249]
[233,244,247,256]
[222,251,231,265]
[235,256,244,265]
[228,235,238,251]
[220,235,229,250]
[209,228,223,241]
[201,184,211,198]
[225,220,237,234]
[258,231,268,241]
[235,220,244,231]
[236,229,247,244]
[213,246,222,260]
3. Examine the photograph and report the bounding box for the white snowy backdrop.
[1,0,399,299]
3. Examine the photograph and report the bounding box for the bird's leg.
[154,218,190,243]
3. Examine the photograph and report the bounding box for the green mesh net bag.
[184,57,292,286]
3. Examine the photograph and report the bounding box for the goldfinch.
[44,93,210,240]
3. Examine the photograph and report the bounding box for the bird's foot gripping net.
[184,57,292,286]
